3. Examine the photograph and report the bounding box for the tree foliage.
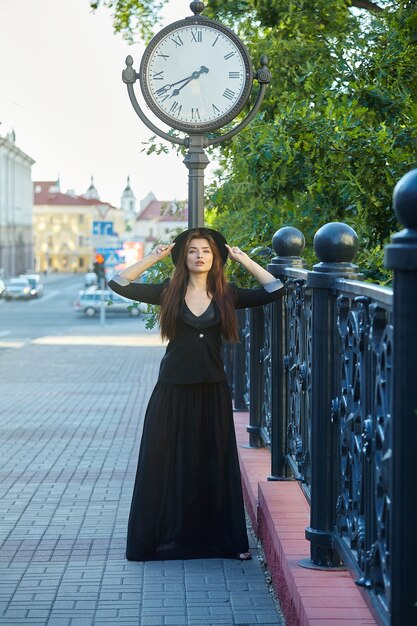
[93,0,417,282]
[90,0,166,42]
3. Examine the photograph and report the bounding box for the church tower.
[121,176,137,232]
[83,175,100,200]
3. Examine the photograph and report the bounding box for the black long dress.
[108,277,284,561]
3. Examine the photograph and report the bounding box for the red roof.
[33,181,119,210]
[138,199,188,222]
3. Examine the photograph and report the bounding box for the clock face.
[139,18,253,132]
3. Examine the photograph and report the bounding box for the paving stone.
[117,608,140,617]
[27,609,50,618]
[0,336,285,625]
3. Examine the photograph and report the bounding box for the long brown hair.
[159,229,239,342]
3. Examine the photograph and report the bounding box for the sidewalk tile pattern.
[0,339,285,625]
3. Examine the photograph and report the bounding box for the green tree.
[205,0,417,282]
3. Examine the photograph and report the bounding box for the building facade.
[33,180,124,273]
[0,131,35,277]
[133,194,188,255]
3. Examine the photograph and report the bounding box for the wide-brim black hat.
[171,228,228,266]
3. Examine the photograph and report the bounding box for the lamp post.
[122,0,270,228]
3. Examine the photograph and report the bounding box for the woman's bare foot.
[237,552,252,561]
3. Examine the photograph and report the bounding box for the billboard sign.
[92,221,114,236]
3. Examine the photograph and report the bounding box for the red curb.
[234,411,379,626]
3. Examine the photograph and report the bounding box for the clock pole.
[183,134,209,228]
[122,0,271,231]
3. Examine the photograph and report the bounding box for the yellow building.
[33,180,125,273]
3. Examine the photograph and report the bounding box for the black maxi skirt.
[126,380,249,560]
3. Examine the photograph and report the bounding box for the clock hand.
[169,66,209,98]
[155,77,192,96]
[156,66,209,98]
[169,78,194,97]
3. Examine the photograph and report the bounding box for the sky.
[0,0,205,208]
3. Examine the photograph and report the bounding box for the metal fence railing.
[227,169,417,626]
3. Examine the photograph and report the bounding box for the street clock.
[139,17,253,133]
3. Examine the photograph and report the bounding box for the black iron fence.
[229,168,417,626]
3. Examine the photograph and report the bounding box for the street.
[0,273,152,344]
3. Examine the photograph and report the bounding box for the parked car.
[4,278,32,300]
[19,273,44,297]
[74,289,145,318]
[84,272,98,288]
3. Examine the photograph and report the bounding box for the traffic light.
[93,253,105,286]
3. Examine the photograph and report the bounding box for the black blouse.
[108,276,284,384]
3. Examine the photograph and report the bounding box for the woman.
[109,228,284,561]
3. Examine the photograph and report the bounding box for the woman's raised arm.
[225,244,283,287]
[117,243,175,283]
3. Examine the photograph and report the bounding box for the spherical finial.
[272,227,305,257]
[190,1,205,15]
[314,222,358,263]
[393,168,417,229]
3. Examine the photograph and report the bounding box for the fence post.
[267,226,306,478]
[233,309,247,411]
[246,247,273,447]
[246,307,265,447]
[304,222,360,568]
[385,168,417,625]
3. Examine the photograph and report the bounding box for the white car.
[4,278,32,300]
[19,274,44,297]
[74,289,146,318]
[84,272,98,288]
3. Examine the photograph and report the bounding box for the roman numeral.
[169,101,182,116]
[212,104,220,114]
[191,108,200,120]
[191,30,202,43]
[229,72,240,79]
[171,35,184,47]
[157,53,169,61]
[224,51,235,60]
[223,88,235,101]
[159,94,170,103]
[152,71,164,80]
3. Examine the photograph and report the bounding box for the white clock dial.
[140,19,252,132]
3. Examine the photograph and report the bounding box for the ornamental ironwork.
[284,276,312,489]
[260,303,273,443]
[335,291,392,613]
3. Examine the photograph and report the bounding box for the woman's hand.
[225,243,282,287]
[225,244,250,264]
[149,242,175,262]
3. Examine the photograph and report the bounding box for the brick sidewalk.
[0,335,285,626]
